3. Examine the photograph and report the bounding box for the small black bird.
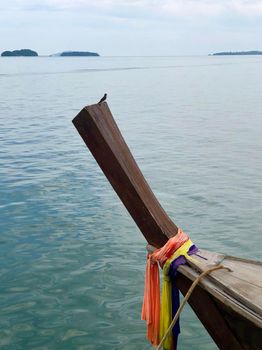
[98,93,107,104]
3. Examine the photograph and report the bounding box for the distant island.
[1,49,38,57]
[1,49,100,57]
[51,51,100,57]
[211,51,262,56]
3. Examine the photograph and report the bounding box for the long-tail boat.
[72,101,262,350]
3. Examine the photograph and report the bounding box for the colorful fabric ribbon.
[141,229,197,349]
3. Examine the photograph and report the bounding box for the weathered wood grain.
[176,273,244,350]
[185,249,262,318]
[72,102,178,247]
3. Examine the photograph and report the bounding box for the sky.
[0,0,262,56]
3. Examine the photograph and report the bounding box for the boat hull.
[73,102,262,350]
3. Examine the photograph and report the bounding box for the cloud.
[1,0,261,55]
[3,0,262,17]
[160,0,262,16]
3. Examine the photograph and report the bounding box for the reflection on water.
[0,56,261,349]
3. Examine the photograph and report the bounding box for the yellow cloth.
[159,239,194,350]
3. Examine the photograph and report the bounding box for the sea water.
[0,56,261,349]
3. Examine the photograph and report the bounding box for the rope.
[156,265,231,350]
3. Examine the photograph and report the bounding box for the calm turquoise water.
[0,56,261,350]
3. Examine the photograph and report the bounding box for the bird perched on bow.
[98,93,107,104]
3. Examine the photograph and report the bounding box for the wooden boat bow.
[72,101,262,350]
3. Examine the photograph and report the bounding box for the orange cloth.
[141,228,189,347]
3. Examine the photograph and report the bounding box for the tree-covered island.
[1,49,38,56]
[61,51,99,57]
[211,51,262,56]
[51,51,99,57]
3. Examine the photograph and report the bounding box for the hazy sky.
[1,0,262,55]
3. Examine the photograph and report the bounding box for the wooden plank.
[72,102,178,248]
[185,250,262,316]
[178,264,262,328]
[176,273,244,350]
[207,269,262,316]
[223,259,262,288]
